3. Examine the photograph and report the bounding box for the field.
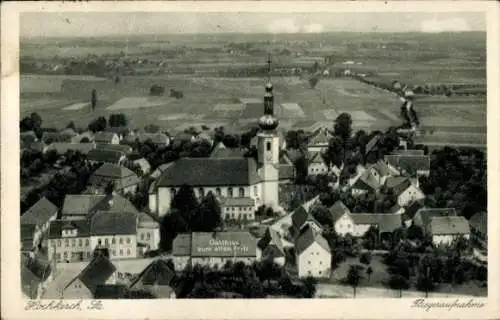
[20,73,486,146]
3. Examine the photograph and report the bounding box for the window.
[199,188,204,197]
[266,142,271,151]
[253,186,257,195]
[86,252,91,258]
[216,188,221,196]
[57,240,61,247]
[339,224,343,228]
[308,261,311,264]
[98,239,102,245]
[119,238,123,244]
[238,188,244,197]
[127,249,131,256]
[228,187,233,197]
[319,271,322,275]
[56,253,61,261]
[319,261,323,265]
[63,252,68,259]
[65,239,69,247]
[105,238,109,245]
[126,237,131,244]
[347,224,351,228]
[141,233,145,240]
[119,249,123,255]
[146,233,151,240]
[171,188,176,197]
[78,239,82,247]
[85,239,89,246]
[112,238,116,244]
[112,249,116,256]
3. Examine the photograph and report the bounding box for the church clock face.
[266,153,272,161]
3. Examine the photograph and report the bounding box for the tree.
[309,76,319,89]
[334,112,353,163]
[66,121,76,131]
[88,116,107,133]
[91,89,97,111]
[310,204,333,228]
[171,185,199,225]
[144,124,160,133]
[366,266,373,282]
[193,192,222,232]
[301,276,317,298]
[387,274,409,298]
[323,136,344,170]
[30,112,42,129]
[346,265,362,298]
[150,84,165,96]
[359,252,372,265]
[108,114,128,127]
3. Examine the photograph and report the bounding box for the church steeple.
[259,54,279,131]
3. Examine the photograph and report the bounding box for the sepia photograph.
[2,1,499,320]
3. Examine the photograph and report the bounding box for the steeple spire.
[259,54,279,131]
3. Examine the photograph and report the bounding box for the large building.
[149,70,283,217]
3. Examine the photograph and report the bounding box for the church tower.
[257,55,280,208]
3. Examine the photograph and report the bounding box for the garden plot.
[323,109,338,120]
[158,113,190,121]
[213,103,245,112]
[280,102,305,117]
[106,97,171,110]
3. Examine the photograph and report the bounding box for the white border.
[2,2,499,320]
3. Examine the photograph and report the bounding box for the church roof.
[156,157,260,187]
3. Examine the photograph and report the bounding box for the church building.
[149,60,284,217]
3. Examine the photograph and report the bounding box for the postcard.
[1,1,499,319]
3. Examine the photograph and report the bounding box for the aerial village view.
[19,12,487,299]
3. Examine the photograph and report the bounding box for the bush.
[150,84,165,96]
[359,252,372,265]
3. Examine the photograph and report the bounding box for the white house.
[427,216,471,246]
[384,176,425,207]
[307,127,331,153]
[295,226,331,278]
[307,151,329,176]
[136,212,161,254]
[94,132,120,145]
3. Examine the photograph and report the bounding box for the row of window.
[139,233,151,241]
[171,187,256,198]
[309,167,327,173]
[55,237,132,247]
[56,248,133,261]
[222,213,254,220]
[223,206,253,212]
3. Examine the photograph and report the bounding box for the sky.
[21,12,486,38]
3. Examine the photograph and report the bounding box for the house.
[129,260,177,299]
[20,131,39,150]
[88,163,141,195]
[295,225,331,278]
[21,259,43,299]
[137,132,171,147]
[87,149,126,165]
[349,213,403,237]
[329,201,353,236]
[44,143,96,155]
[307,127,331,152]
[61,193,139,221]
[21,224,41,253]
[469,212,487,248]
[21,197,58,236]
[47,211,138,263]
[351,168,382,196]
[41,132,79,144]
[401,200,425,226]
[62,255,117,299]
[104,127,132,141]
[370,160,399,185]
[384,176,425,207]
[94,132,120,145]
[257,228,287,266]
[278,163,296,183]
[132,158,151,175]
[77,131,95,143]
[287,205,323,239]
[307,151,328,176]
[427,216,471,246]
[172,232,257,270]
[219,197,257,222]
[413,208,457,229]
[21,253,53,299]
[137,212,161,254]
[384,154,431,177]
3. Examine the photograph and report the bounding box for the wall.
[221,205,256,221]
[353,224,372,237]
[296,242,331,278]
[48,237,93,262]
[90,235,138,259]
[173,256,190,272]
[62,278,93,299]
[137,227,161,251]
[308,162,328,176]
[191,256,256,268]
[307,145,328,153]
[432,234,470,246]
[334,214,355,236]
[351,188,368,197]
[397,185,425,207]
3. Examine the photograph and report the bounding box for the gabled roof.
[210,148,245,159]
[104,126,131,135]
[48,220,91,239]
[295,225,330,255]
[156,157,260,187]
[89,164,141,190]
[257,228,284,257]
[60,128,78,136]
[172,234,192,256]
[350,213,403,233]
[94,131,119,142]
[352,170,380,191]
[371,160,399,177]
[329,201,351,223]
[41,132,75,144]
[21,224,36,242]
[132,158,151,173]
[291,206,309,231]
[308,151,324,164]
[279,164,295,181]
[87,149,124,164]
[129,132,170,145]
[404,200,425,220]
[21,197,58,226]
[391,149,425,156]
[415,208,457,227]
[94,284,128,299]
[384,176,412,196]
[469,212,487,235]
[61,193,139,218]
[45,143,95,155]
[150,162,174,179]
[95,144,133,154]
[89,211,137,236]
[384,154,431,175]
[307,128,331,146]
[365,134,381,154]
[130,260,176,291]
[69,255,116,293]
[429,216,470,236]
